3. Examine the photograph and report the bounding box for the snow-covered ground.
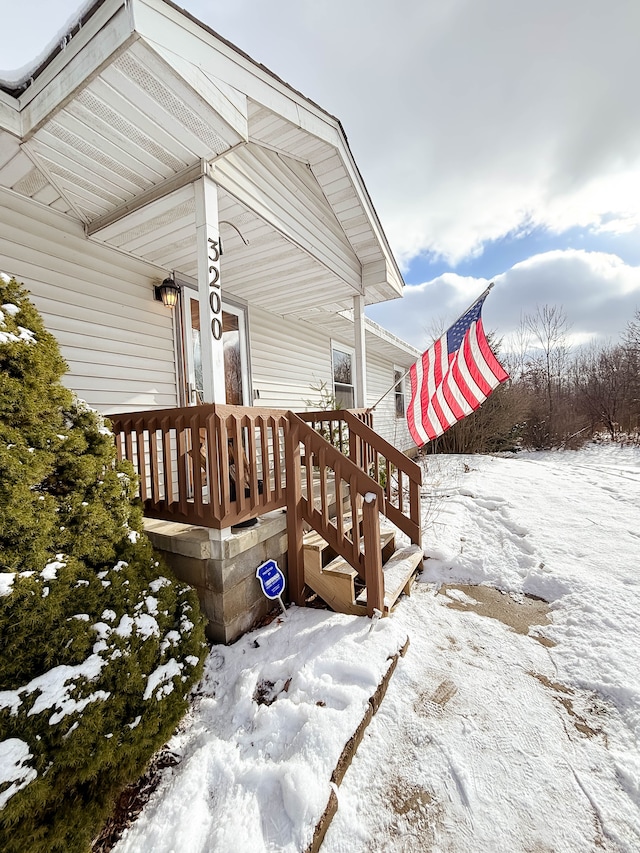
[114,444,640,853]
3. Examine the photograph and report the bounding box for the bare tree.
[524,304,571,417]
[573,344,632,440]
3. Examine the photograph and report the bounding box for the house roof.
[0,0,406,321]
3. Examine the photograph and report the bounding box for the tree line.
[426,306,640,454]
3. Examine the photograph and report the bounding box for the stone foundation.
[144,511,289,644]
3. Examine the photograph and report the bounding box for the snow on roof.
[0,0,105,93]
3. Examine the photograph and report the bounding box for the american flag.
[407,290,509,447]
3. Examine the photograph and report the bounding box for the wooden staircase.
[302,515,423,617]
[286,410,424,619]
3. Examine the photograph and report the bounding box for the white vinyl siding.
[248,304,333,410]
[366,352,415,453]
[248,304,416,453]
[0,188,177,414]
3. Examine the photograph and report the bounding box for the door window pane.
[223,310,243,405]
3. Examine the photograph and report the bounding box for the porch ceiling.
[0,0,404,319]
[88,178,360,317]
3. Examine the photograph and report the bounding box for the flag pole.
[368,282,495,412]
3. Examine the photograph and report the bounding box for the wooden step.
[302,518,412,617]
[304,553,367,617]
[356,544,424,612]
[303,512,360,553]
[303,523,395,561]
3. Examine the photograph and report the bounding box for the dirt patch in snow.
[438,584,554,645]
[528,672,602,740]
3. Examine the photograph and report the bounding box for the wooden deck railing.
[299,410,422,547]
[109,403,421,562]
[108,404,289,528]
[297,408,373,455]
[285,412,384,616]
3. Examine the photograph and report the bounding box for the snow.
[143,659,184,701]
[0,0,99,88]
[0,573,15,597]
[0,653,108,725]
[41,557,66,580]
[103,445,640,850]
[0,739,37,809]
[112,613,160,640]
[0,326,36,345]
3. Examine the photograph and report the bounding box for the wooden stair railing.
[342,410,423,548]
[298,409,423,548]
[285,412,385,617]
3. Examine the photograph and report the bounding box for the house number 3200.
[208,237,222,340]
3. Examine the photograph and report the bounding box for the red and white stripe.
[407,319,508,447]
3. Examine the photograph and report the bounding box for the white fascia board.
[132,0,342,150]
[363,259,403,300]
[20,0,136,138]
[333,137,405,293]
[364,317,421,362]
[0,92,21,137]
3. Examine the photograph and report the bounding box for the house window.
[332,345,355,409]
[394,368,406,417]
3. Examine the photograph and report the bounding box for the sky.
[2,0,640,351]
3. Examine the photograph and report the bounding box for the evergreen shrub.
[0,276,207,853]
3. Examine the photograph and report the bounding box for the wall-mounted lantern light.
[154,277,180,308]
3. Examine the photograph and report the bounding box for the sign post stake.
[256,559,287,618]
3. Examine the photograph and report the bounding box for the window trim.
[331,340,356,410]
[394,366,406,418]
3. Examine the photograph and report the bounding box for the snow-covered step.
[303,523,395,567]
[356,544,424,612]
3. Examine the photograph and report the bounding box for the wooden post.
[362,495,383,617]
[285,414,305,605]
[410,481,421,547]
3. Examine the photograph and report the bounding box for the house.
[0,0,424,642]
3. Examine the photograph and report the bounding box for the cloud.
[186,0,640,268]
[5,1,640,270]
[367,250,640,351]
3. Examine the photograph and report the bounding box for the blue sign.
[256,559,285,600]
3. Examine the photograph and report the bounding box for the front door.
[182,287,250,406]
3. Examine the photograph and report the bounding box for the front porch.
[109,403,423,642]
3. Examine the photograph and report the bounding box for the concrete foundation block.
[144,512,289,644]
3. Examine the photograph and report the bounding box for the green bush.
[0,277,207,853]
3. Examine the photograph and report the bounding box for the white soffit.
[18,37,243,225]
[304,310,420,366]
[247,100,403,303]
[89,182,355,318]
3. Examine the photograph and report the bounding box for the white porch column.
[194,174,226,404]
[353,294,367,408]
